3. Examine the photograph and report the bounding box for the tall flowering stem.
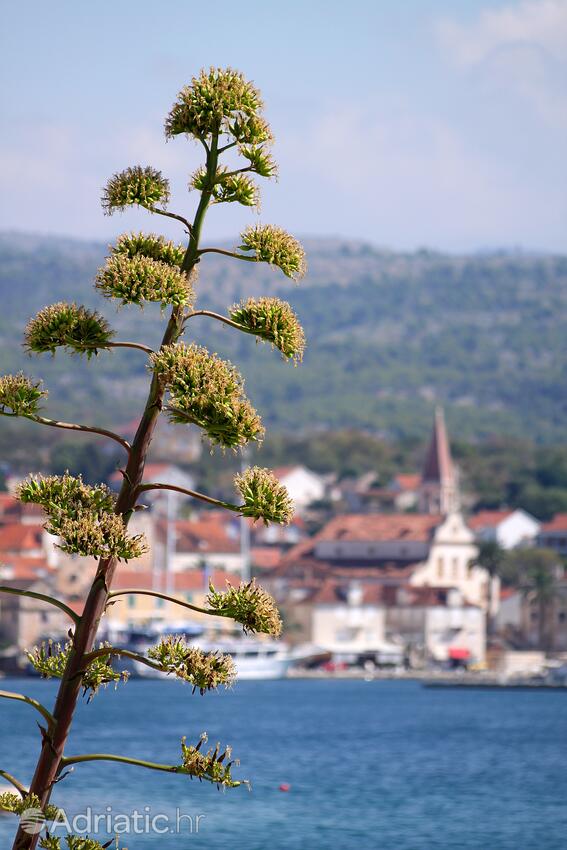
[1,67,305,850]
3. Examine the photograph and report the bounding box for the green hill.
[0,232,565,442]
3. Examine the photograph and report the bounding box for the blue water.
[1,678,566,849]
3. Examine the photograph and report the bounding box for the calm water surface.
[1,678,566,849]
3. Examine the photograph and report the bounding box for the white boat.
[126,632,293,681]
[196,636,293,680]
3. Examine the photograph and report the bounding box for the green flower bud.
[102,165,170,214]
[24,302,114,358]
[0,792,60,821]
[17,473,146,561]
[150,343,264,449]
[179,734,244,788]
[147,636,236,693]
[165,67,265,142]
[229,296,305,363]
[191,165,259,206]
[207,578,282,636]
[239,145,278,178]
[230,114,273,146]
[96,253,193,309]
[0,373,47,416]
[239,224,306,280]
[26,640,128,699]
[112,231,186,267]
[39,834,112,849]
[211,172,259,207]
[234,466,295,526]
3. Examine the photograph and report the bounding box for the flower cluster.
[191,165,259,207]
[179,733,243,788]
[165,67,264,142]
[24,302,114,358]
[229,297,305,363]
[239,224,306,280]
[26,641,128,699]
[206,579,282,636]
[235,466,294,526]
[0,373,47,417]
[113,231,185,268]
[0,792,60,821]
[96,252,193,309]
[102,165,170,214]
[17,473,146,561]
[40,836,113,850]
[147,636,236,693]
[239,144,277,178]
[150,343,264,449]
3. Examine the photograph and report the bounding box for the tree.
[500,548,562,650]
[0,67,305,850]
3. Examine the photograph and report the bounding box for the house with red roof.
[271,510,489,612]
[469,508,540,549]
[538,514,567,557]
[278,577,485,664]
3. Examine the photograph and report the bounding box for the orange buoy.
[279,783,291,792]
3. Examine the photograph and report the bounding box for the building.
[469,508,541,549]
[154,511,243,576]
[0,575,67,649]
[272,465,326,511]
[272,511,488,611]
[537,514,567,557]
[278,579,485,665]
[418,407,460,514]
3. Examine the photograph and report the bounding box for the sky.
[1,0,566,252]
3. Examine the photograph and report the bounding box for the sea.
[1,677,566,850]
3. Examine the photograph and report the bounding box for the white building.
[273,465,326,511]
[469,508,541,549]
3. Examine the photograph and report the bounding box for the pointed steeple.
[419,407,459,515]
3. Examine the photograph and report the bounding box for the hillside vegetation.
[0,232,565,442]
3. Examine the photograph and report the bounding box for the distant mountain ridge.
[0,232,565,442]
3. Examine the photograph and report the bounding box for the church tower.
[418,407,459,515]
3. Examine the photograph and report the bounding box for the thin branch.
[0,770,27,797]
[221,166,254,179]
[135,481,241,512]
[0,586,79,625]
[60,752,180,775]
[217,140,238,154]
[107,588,218,619]
[149,207,192,232]
[0,689,55,730]
[84,646,166,676]
[198,247,257,264]
[185,309,243,333]
[24,414,131,454]
[107,341,154,356]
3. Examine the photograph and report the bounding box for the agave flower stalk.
[0,67,305,850]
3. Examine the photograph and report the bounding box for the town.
[1,409,565,682]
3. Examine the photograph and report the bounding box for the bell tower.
[418,407,459,515]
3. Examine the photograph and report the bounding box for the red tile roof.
[0,556,53,580]
[0,524,44,552]
[468,510,513,529]
[314,513,442,543]
[392,474,421,491]
[167,516,240,554]
[541,513,567,533]
[251,547,283,570]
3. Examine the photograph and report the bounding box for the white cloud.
[437,0,567,66]
[436,0,567,130]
